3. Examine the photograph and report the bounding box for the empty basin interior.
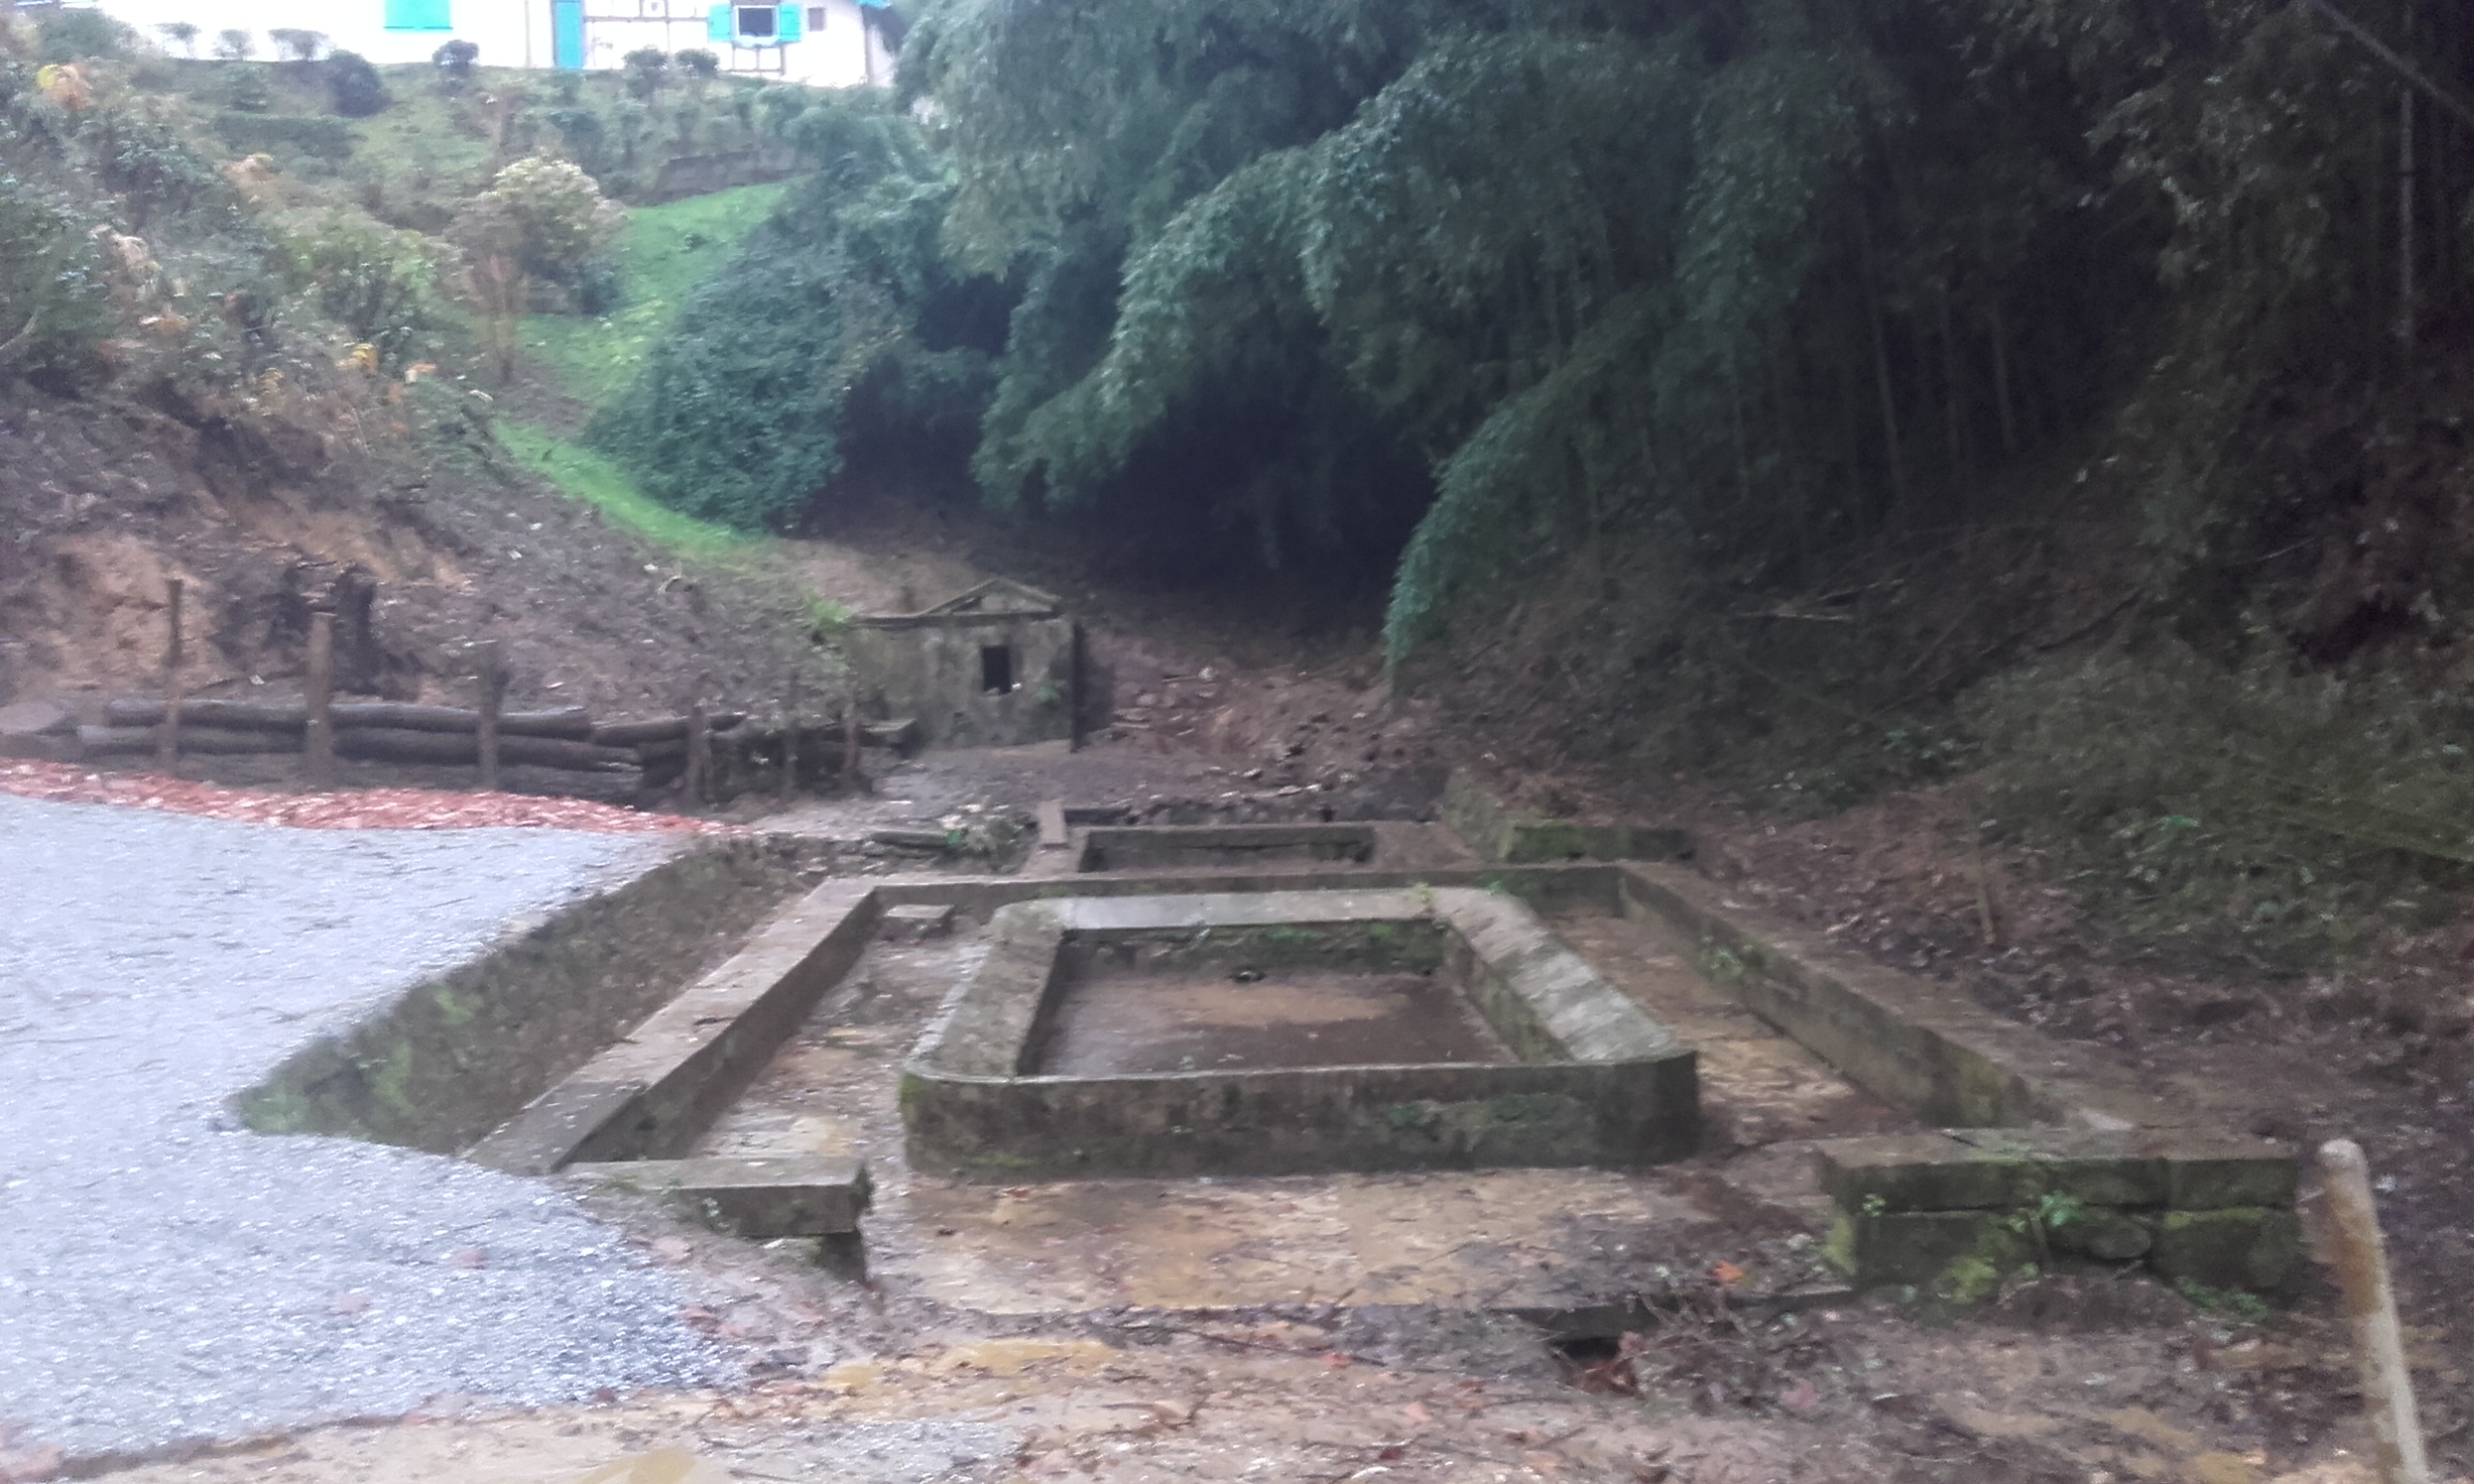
[1077,824,1377,871]
[1028,921,1513,1074]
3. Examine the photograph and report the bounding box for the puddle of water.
[1031,966,1513,1074]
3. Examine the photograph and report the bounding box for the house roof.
[855,577,1067,628]
[915,578,1064,617]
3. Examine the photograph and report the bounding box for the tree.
[675,47,719,92]
[212,28,253,61]
[449,156,624,378]
[621,47,668,99]
[432,39,478,87]
[156,22,199,58]
[327,50,387,116]
[269,27,324,61]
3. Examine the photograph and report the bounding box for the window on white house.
[806,6,825,30]
[384,0,451,30]
[734,4,776,38]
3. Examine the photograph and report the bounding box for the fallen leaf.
[1710,1261,1748,1286]
[1401,1402,1433,1425]
[651,1236,694,1263]
[1779,1379,1820,1415]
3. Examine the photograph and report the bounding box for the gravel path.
[0,796,731,1460]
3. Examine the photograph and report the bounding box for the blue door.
[552,0,584,69]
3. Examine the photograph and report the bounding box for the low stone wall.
[1614,861,2303,1298]
[1442,770,1694,865]
[236,840,809,1154]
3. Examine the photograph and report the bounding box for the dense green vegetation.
[589,93,1003,528]
[611,1,2471,649]
[583,0,2474,954]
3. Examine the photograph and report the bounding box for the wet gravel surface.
[0,796,732,1460]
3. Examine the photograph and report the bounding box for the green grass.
[497,420,748,557]
[521,181,787,406]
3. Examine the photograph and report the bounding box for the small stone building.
[847,579,1079,749]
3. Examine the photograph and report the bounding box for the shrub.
[88,108,217,229]
[214,110,354,160]
[326,49,386,117]
[474,155,623,281]
[432,39,478,85]
[675,48,718,86]
[218,63,272,112]
[0,173,109,385]
[620,47,667,99]
[544,107,608,176]
[591,97,999,529]
[271,208,445,366]
[36,10,131,62]
[451,156,624,378]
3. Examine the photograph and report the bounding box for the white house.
[81,0,897,88]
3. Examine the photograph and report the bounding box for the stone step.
[566,1154,871,1238]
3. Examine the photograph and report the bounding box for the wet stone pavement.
[0,795,730,1461]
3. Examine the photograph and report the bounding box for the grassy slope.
[521,181,785,404]
[502,184,786,555]
[125,59,784,556]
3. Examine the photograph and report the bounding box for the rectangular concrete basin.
[902,888,1698,1180]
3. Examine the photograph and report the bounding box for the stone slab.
[567,1155,871,1238]
[880,902,956,941]
[1817,1128,2296,1214]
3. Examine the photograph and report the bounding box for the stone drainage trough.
[901,888,1698,1180]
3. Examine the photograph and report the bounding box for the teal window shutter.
[384,0,451,31]
[776,3,802,42]
[708,3,734,42]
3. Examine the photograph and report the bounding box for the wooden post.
[685,700,709,806]
[303,611,334,786]
[475,641,506,791]
[2321,1138,2430,1484]
[157,578,184,771]
[1068,621,1086,753]
[841,679,861,795]
[780,672,799,800]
